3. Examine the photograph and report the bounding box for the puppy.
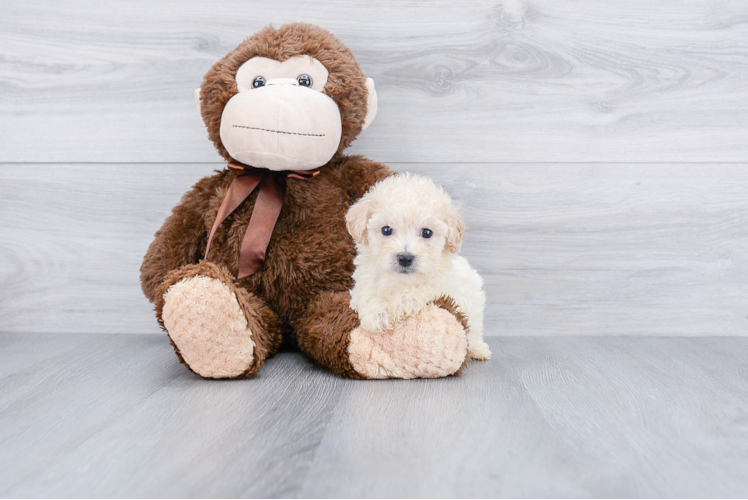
[346,173,492,360]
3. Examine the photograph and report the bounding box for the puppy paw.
[347,304,468,379]
[399,295,423,316]
[358,311,391,333]
[468,341,492,361]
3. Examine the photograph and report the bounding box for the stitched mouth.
[233,125,325,137]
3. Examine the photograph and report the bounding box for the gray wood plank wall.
[1,1,747,335]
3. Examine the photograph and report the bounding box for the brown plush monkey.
[140,23,469,379]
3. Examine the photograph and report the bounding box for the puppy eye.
[421,228,433,239]
[381,226,393,236]
[297,74,313,87]
[252,76,266,88]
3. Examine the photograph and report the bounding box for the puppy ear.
[445,208,466,253]
[346,195,373,244]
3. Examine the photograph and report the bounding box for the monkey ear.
[346,195,373,244]
[194,88,207,128]
[445,208,466,253]
[361,78,378,131]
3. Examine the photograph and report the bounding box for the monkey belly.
[260,218,356,333]
[204,174,356,345]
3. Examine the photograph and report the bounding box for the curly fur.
[346,174,491,360]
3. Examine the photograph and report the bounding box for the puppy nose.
[397,253,415,267]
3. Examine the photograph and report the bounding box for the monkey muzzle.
[219,81,342,171]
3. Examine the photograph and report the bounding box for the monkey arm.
[140,171,226,304]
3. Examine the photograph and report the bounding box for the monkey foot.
[347,303,468,379]
[162,275,255,378]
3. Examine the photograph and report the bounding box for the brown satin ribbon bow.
[204,160,319,279]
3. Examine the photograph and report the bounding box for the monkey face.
[218,56,343,171]
[198,24,378,168]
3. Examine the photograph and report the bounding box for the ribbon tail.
[237,173,286,279]
[204,172,264,260]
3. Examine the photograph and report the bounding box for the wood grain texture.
[0,332,92,379]
[1,0,747,163]
[0,335,747,497]
[2,162,747,336]
[500,337,748,498]
[0,335,344,497]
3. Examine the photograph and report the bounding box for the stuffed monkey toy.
[140,23,470,379]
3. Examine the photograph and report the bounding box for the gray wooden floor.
[1,335,747,498]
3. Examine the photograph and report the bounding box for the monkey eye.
[252,76,266,88]
[421,228,433,239]
[297,74,312,87]
[381,226,393,236]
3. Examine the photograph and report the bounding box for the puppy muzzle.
[394,252,417,274]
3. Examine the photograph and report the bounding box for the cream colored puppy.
[346,173,491,361]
